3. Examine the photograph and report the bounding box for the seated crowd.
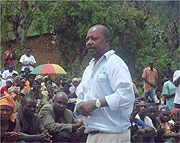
[0,63,180,143]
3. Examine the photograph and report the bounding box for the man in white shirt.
[173,70,180,109]
[2,64,18,80]
[75,25,135,143]
[19,48,36,72]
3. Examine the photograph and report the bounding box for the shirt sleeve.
[38,105,72,133]
[173,71,180,82]
[142,68,147,78]
[162,82,168,95]
[19,55,24,63]
[105,63,135,110]
[31,56,36,64]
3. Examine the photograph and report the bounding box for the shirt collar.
[89,50,115,65]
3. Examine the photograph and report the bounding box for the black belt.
[89,131,104,135]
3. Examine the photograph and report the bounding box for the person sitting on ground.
[154,89,163,108]
[1,78,13,96]
[25,74,35,90]
[133,82,139,98]
[69,78,79,95]
[38,92,86,142]
[0,94,20,142]
[53,77,63,94]
[19,77,30,98]
[170,108,180,134]
[15,94,52,142]
[2,64,18,80]
[20,67,30,80]
[130,99,156,142]
[158,107,180,142]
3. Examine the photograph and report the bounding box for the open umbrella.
[31,64,67,76]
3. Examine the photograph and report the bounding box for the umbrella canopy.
[31,64,67,76]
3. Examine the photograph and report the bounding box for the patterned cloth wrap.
[0,94,16,122]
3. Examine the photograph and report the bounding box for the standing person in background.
[4,44,16,66]
[76,25,135,143]
[173,70,180,109]
[19,48,36,73]
[142,61,158,103]
[162,76,176,111]
[163,62,174,82]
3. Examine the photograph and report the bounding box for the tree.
[1,1,38,49]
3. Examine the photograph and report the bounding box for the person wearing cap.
[163,62,174,82]
[2,64,18,80]
[0,94,20,142]
[170,108,180,135]
[75,25,134,143]
[69,78,79,95]
[1,78,13,96]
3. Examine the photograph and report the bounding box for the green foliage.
[1,1,179,92]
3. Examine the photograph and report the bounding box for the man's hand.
[72,121,83,130]
[77,100,96,116]
[4,132,20,142]
[77,101,89,116]
[37,130,52,142]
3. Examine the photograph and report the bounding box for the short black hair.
[156,89,162,93]
[92,25,110,39]
[22,94,36,105]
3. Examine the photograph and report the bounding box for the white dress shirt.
[76,50,135,133]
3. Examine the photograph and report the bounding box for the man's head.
[6,79,13,89]
[24,67,30,75]
[166,62,171,70]
[26,48,31,57]
[8,44,13,50]
[138,100,148,117]
[86,25,110,61]
[4,63,9,70]
[22,94,37,117]
[149,61,154,70]
[53,92,68,114]
[8,64,14,72]
[159,107,171,123]
[171,108,180,122]
[147,103,158,120]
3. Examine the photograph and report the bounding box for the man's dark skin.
[142,61,156,88]
[17,96,52,142]
[77,25,110,117]
[53,93,83,130]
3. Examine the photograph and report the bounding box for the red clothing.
[1,86,8,96]
[4,50,16,66]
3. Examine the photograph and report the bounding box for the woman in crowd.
[0,94,20,142]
